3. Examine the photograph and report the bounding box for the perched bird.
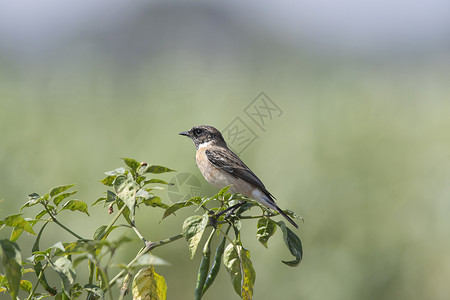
[179,125,298,228]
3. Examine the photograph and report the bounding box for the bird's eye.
[193,128,203,136]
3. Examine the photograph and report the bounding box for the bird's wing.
[205,147,274,198]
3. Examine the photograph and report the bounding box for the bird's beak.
[179,130,190,137]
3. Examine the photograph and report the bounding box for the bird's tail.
[257,192,299,229]
[273,205,299,229]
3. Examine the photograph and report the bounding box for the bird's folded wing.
[205,147,273,197]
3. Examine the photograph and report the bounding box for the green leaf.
[100,176,116,186]
[104,167,126,176]
[63,241,96,256]
[83,284,104,298]
[91,197,106,206]
[162,201,195,220]
[28,192,41,202]
[61,200,90,216]
[52,257,76,292]
[50,184,75,198]
[142,195,169,209]
[144,165,175,174]
[284,209,304,221]
[106,190,117,203]
[2,214,36,235]
[0,274,8,293]
[223,243,256,300]
[114,173,137,214]
[136,175,146,185]
[10,228,24,242]
[93,225,117,241]
[235,201,257,215]
[55,292,70,300]
[122,158,141,172]
[143,179,171,186]
[0,240,22,299]
[35,210,48,220]
[19,279,32,294]
[217,186,231,198]
[278,221,303,267]
[53,191,77,206]
[132,266,167,300]
[256,217,277,248]
[22,268,35,274]
[51,242,66,252]
[182,214,208,260]
[128,253,170,271]
[71,283,83,298]
[32,223,57,295]
[21,193,41,210]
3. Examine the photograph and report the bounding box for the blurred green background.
[1,1,450,299]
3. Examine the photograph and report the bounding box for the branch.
[42,201,84,240]
[105,233,184,292]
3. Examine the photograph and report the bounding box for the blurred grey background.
[1,0,450,299]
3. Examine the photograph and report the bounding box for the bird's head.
[179,125,227,149]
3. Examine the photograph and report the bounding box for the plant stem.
[97,204,128,240]
[105,233,184,292]
[26,264,46,300]
[146,234,184,251]
[42,201,84,240]
[87,204,129,299]
[131,222,147,244]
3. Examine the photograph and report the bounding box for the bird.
[179,125,298,228]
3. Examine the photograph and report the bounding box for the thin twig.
[105,233,184,292]
[26,262,46,300]
[42,201,84,240]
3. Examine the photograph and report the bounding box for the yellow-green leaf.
[0,240,22,299]
[182,214,208,260]
[122,158,141,172]
[114,173,137,213]
[53,191,77,206]
[132,266,167,300]
[52,257,76,292]
[50,184,76,198]
[223,243,256,300]
[144,165,175,174]
[2,214,35,235]
[21,193,41,210]
[61,200,90,216]
[162,201,194,220]
[256,217,277,248]
[10,227,24,242]
[100,175,116,186]
[19,279,32,294]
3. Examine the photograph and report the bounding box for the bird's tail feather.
[258,192,298,229]
[273,205,299,229]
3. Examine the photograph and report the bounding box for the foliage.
[0,158,303,299]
